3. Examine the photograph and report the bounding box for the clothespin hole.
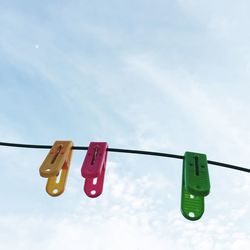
[195,156,199,176]
[196,185,201,189]
[190,195,194,199]
[189,212,195,218]
[53,189,58,194]
[91,190,96,195]
[93,178,98,185]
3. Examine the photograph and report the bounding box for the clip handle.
[181,164,204,221]
[46,148,73,197]
[84,164,106,198]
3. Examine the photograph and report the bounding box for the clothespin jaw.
[181,152,210,221]
[184,152,210,196]
[81,142,108,198]
[39,141,73,197]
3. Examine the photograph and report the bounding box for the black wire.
[0,141,249,173]
[0,142,52,149]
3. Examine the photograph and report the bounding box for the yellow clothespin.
[39,141,73,197]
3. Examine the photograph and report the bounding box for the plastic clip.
[39,141,73,197]
[81,142,108,198]
[181,152,210,221]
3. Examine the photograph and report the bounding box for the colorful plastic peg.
[181,152,210,221]
[81,142,108,198]
[39,141,73,197]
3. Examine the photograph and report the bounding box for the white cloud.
[1,161,250,250]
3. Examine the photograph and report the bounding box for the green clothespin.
[181,152,210,221]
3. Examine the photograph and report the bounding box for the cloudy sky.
[1,0,250,249]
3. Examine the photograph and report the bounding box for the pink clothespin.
[81,142,108,198]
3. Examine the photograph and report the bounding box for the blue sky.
[1,0,250,249]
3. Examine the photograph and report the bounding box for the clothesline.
[0,141,249,173]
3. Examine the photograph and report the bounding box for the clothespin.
[181,152,210,221]
[81,142,108,198]
[39,141,73,197]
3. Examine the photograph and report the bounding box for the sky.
[1,0,250,249]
